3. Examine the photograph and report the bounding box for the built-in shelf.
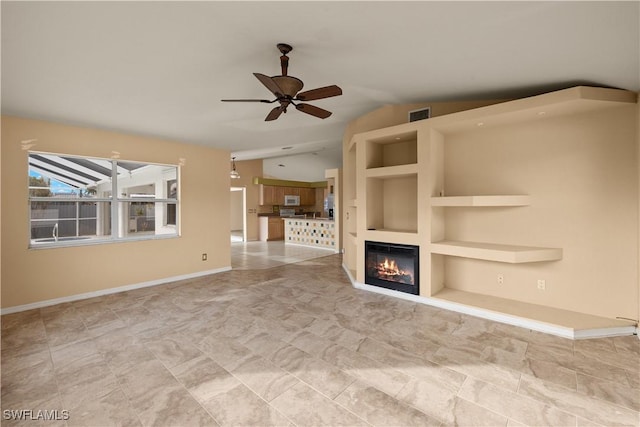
[365,130,418,169]
[344,86,636,338]
[367,228,418,234]
[430,240,562,263]
[430,195,531,207]
[432,288,636,335]
[365,163,418,178]
[427,86,638,135]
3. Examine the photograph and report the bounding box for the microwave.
[284,195,300,206]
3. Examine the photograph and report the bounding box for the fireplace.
[365,241,419,295]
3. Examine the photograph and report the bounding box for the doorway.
[230,187,247,242]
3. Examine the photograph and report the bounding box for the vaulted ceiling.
[2,1,638,164]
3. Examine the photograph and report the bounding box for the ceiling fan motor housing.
[272,76,303,98]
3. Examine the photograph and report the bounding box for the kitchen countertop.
[283,217,334,221]
[259,213,331,220]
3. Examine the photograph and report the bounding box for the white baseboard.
[1,266,232,315]
[341,263,636,340]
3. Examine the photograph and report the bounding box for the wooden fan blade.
[265,106,284,121]
[295,103,332,119]
[254,73,284,98]
[221,99,275,103]
[295,85,342,101]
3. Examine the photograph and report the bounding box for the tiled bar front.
[284,218,337,252]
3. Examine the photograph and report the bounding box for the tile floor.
[231,240,337,270]
[1,253,639,426]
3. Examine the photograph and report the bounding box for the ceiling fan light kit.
[222,43,342,121]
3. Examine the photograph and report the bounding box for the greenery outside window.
[28,152,179,248]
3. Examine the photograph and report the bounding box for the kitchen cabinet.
[259,183,323,207]
[268,217,284,240]
[259,216,284,241]
[273,186,286,205]
[286,187,300,196]
[259,185,275,205]
[299,187,315,206]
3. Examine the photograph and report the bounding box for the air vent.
[408,107,431,123]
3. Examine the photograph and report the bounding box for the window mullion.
[111,160,119,238]
[76,201,80,237]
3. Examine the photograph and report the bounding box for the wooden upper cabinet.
[260,185,275,205]
[280,187,299,198]
[260,183,323,206]
[273,186,286,205]
[300,187,315,206]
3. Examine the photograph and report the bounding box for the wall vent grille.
[408,107,431,122]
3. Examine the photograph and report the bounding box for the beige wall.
[442,106,638,319]
[1,116,231,309]
[229,159,262,241]
[230,190,243,231]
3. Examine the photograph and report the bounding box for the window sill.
[28,233,180,250]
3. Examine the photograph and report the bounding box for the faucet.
[52,223,58,242]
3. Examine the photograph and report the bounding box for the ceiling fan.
[222,43,342,121]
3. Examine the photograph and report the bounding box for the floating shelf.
[365,163,418,178]
[430,240,562,263]
[430,195,531,207]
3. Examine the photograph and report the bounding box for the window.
[28,152,179,248]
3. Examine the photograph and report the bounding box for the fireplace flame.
[376,257,413,283]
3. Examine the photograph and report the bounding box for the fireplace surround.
[365,241,419,295]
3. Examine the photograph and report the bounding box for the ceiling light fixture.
[230,157,240,179]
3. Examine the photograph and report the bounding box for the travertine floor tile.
[2,250,639,426]
[170,355,240,403]
[271,344,356,399]
[231,354,300,402]
[458,376,576,426]
[482,345,578,390]
[270,382,367,426]
[335,380,440,426]
[202,383,290,426]
[433,346,521,392]
[576,372,640,412]
[396,376,461,423]
[518,375,640,426]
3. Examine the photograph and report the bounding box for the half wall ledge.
[342,264,637,340]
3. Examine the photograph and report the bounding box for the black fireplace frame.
[364,241,419,295]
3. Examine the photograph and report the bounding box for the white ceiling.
[2,1,639,166]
